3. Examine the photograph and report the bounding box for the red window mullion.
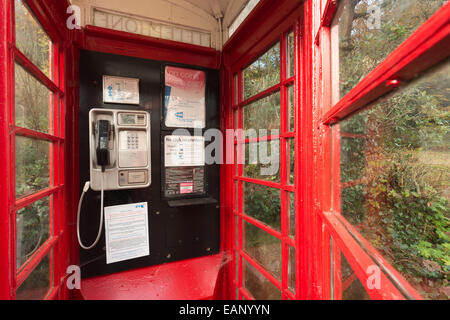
[15,235,59,289]
[322,211,411,300]
[294,17,303,298]
[13,127,63,142]
[0,0,13,300]
[3,0,67,300]
[240,250,282,291]
[282,76,295,86]
[240,212,282,240]
[239,83,281,108]
[333,212,423,300]
[237,176,281,189]
[13,47,62,95]
[14,186,62,211]
[236,134,280,145]
[280,29,289,299]
[323,2,450,125]
[239,286,253,300]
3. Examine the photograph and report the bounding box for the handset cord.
[77,170,105,250]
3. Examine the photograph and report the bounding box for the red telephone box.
[0,0,449,301]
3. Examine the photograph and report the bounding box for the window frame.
[318,0,450,300]
[232,24,300,300]
[6,0,66,300]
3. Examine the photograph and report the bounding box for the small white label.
[128,171,146,184]
[103,76,140,105]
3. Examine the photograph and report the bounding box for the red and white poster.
[164,66,206,128]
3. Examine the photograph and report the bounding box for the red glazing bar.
[14,186,62,211]
[239,82,281,108]
[13,47,63,95]
[322,211,408,300]
[14,126,63,142]
[237,176,281,189]
[240,212,282,241]
[16,235,59,288]
[240,250,282,291]
[323,3,450,125]
[0,0,12,300]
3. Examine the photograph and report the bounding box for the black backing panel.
[79,50,220,279]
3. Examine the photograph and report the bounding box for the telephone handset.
[96,120,111,170]
[77,109,151,250]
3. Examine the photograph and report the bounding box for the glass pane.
[244,183,281,231]
[244,140,280,182]
[341,184,366,226]
[244,259,282,300]
[288,246,296,293]
[243,42,280,99]
[15,63,51,133]
[340,137,366,182]
[332,0,446,98]
[287,32,295,78]
[338,59,450,299]
[16,253,51,300]
[287,85,295,132]
[340,253,371,300]
[15,136,50,198]
[287,139,295,185]
[341,252,354,282]
[243,91,281,132]
[343,277,371,300]
[288,192,295,238]
[15,0,51,78]
[16,197,50,269]
[244,221,281,279]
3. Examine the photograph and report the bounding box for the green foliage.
[245,183,281,231]
[338,0,446,97]
[243,43,280,99]
[340,59,450,298]
[371,156,450,284]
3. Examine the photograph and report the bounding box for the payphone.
[77,109,151,249]
[79,50,219,278]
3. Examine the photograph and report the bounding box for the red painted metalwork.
[0,0,447,301]
[79,254,224,300]
[316,0,449,301]
[322,2,450,124]
[0,0,72,300]
[13,47,63,95]
[222,0,305,300]
[79,26,220,70]
[315,0,338,45]
[0,0,12,301]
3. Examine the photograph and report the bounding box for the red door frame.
[221,0,311,300]
[0,0,76,300]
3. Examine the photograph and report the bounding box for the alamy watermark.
[66,5,81,30]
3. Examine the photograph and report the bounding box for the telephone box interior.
[1,0,449,301]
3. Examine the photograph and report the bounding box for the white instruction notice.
[164,135,205,167]
[104,202,149,264]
